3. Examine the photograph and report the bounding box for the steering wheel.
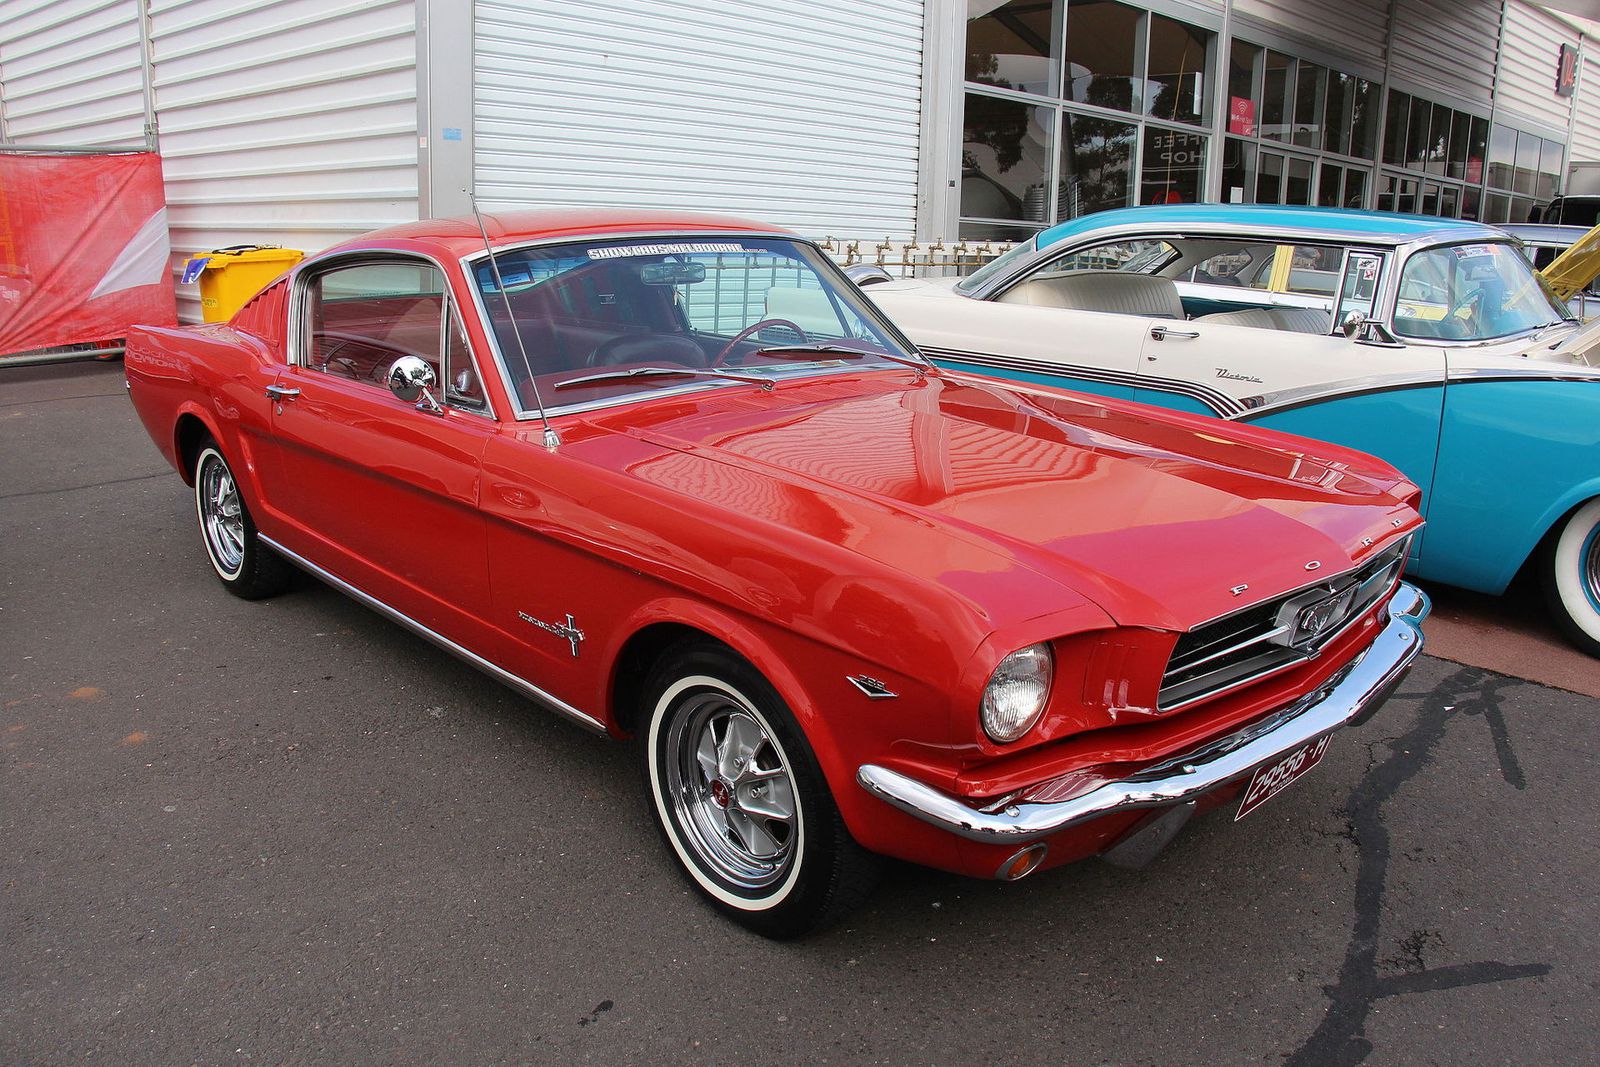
[1445,288,1484,323]
[712,318,809,366]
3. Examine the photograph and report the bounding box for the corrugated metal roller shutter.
[1496,0,1578,132]
[1388,0,1499,106]
[0,0,147,147]
[1230,0,1389,73]
[148,0,419,321]
[474,0,924,241]
[1573,49,1600,162]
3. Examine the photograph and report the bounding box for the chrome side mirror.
[387,355,443,414]
[1340,310,1367,338]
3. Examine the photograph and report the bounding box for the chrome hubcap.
[665,693,797,890]
[199,455,245,573]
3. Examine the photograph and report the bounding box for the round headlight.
[981,642,1054,743]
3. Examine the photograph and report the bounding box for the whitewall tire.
[1544,498,1600,657]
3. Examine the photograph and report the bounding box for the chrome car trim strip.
[259,535,608,735]
[920,344,1245,417]
[855,583,1429,843]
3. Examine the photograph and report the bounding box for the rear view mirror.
[640,262,707,285]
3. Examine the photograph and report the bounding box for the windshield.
[955,234,1039,294]
[1393,241,1573,342]
[467,236,920,414]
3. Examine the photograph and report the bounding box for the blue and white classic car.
[861,205,1600,655]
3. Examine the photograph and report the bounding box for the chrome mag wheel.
[197,450,245,577]
[664,692,799,891]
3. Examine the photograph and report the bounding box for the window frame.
[289,250,496,420]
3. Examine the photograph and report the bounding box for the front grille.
[1158,537,1410,711]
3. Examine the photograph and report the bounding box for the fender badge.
[1305,561,1322,571]
[518,611,584,657]
[847,675,898,700]
[1229,584,1249,597]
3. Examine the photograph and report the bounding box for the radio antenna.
[467,191,559,449]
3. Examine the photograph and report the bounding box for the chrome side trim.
[259,535,608,735]
[856,583,1429,844]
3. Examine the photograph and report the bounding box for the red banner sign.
[1228,96,1257,136]
[0,151,176,357]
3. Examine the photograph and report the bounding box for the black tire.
[192,440,292,600]
[640,641,880,939]
[1541,498,1600,657]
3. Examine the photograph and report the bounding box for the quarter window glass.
[1335,252,1383,323]
[444,306,486,409]
[305,262,446,389]
[1051,239,1176,273]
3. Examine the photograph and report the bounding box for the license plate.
[1235,735,1332,820]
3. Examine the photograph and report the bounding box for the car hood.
[596,373,1418,633]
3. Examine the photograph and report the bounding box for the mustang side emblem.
[518,611,585,657]
[1215,368,1264,384]
[847,675,898,700]
[1229,584,1250,597]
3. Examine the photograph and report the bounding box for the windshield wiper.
[751,344,936,376]
[554,365,774,392]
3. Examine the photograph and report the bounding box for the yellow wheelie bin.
[182,245,304,322]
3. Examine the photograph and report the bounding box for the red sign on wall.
[1558,43,1578,98]
[1228,96,1257,136]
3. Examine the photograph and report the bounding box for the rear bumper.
[856,582,1429,844]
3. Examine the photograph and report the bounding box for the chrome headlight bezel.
[980,642,1055,743]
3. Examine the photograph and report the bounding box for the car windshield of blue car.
[1393,241,1574,342]
[467,236,923,415]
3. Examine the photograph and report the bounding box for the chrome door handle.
[265,384,301,401]
[1150,326,1200,341]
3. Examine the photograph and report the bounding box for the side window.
[443,304,487,409]
[1334,251,1384,325]
[1186,242,1273,288]
[1241,244,1344,297]
[305,261,445,388]
[1049,239,1177,274]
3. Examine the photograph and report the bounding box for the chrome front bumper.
[856,582,1430,844]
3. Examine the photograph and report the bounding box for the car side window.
[305,262,446,389]
[443,302,487,410]
[1048,239,1177,274]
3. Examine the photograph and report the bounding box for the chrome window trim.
[259,534,607,735]
[286,246,498,421]
[456,231,930,423]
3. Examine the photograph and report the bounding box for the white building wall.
[0,0,147,147]
[1389,0,1501,106]
[1231,0,1390,73]
[1497,0,1581,132]
[1573,45,1600,163]
[148,0,419,320]
[473,0,925,241]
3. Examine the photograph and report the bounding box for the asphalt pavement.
[4,361,1597,1065]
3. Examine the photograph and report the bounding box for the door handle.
[265,384,301,401]
[1150,326,1200,341]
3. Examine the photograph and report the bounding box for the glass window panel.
[1405,98,1431,167]
[1483,191,1511,222]
[1514,131,1540,195]
[1467,117,1489,184]
[1343,167,1368,210]
[1486,124,1515,190]
[1293,62,1325,149]
[1336,251,1384,324]
[1324,72,1353,156]
[1221,136,1257,203]
[1538,138,1564,200]
[965,0,1059,97]
[1059,111,1138,216]
[1447,111,1471,180]
[1350,79,1379,160]
[1140,126,1207,203]
[1146,15,1210,126]
[1285,156,1314,205]
[959,220,1046,245]
[1383,91,1410,165]
[1460,185,1482,221]
[1510,195,1536,223]
[1065,0,1141,113]
[1317,163,1344,207]
[1424,104,1450,175]
[1228,39,1261,135]
[961,93,1054,224]
[1437,183,1460,218]
[1261,51,1293,142]
[1257,150,1285,202]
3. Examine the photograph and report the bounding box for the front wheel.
[641,643,879,938]
[1543,498,1600,657]
[193,441,292,600]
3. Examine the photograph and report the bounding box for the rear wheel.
[193,441,292,600]
[641,642,879,938]
[1543,498,1600,657]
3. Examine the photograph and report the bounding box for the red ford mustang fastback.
[126,210,1428,937]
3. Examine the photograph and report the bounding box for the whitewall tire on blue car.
[1544,498,1600,657]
